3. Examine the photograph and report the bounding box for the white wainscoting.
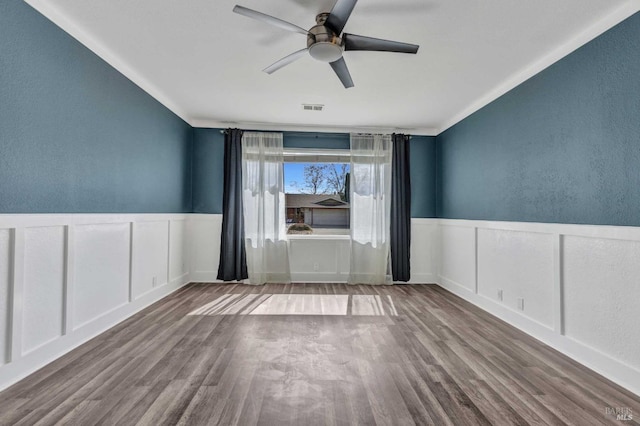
[410,219,438,284]
[288,235,351,282]
[188,214,223,282]
[437,218,640,396]
[3,213,638,397]
[188,215,438,284]
[0,214,190,391]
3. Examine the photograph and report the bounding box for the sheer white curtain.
[349,134,393,285]
[242,132,291,285]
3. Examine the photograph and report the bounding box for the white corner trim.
[189,119,439,136]
[435,0,640,134]
[23,0,192,126]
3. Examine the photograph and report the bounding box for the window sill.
[286,234,351,241]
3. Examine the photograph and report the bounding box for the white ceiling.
[26,0,640,135]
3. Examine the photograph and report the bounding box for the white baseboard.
[291,272,349,283]
[190,271,220,283]
[190,272,436,285]
[438,274,640,397]
[402,272,436,284]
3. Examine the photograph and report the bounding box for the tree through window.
[284,162,350,235]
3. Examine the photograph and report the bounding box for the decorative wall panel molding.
[437,218,640,397]
[0,214,190,391]
[2,213,638,398]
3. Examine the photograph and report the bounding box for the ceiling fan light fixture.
[233,1,420,88]
[308,42,343,62]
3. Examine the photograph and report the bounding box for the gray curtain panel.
[390,133,411,282]
[217,128,248,281]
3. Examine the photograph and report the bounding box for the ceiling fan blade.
[329,57,354,88]
[343,33,419,54]
[233,5,309,36]
[263,48,309,74]
[325,0,358,35]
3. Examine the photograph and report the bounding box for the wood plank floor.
[0,283,638,425]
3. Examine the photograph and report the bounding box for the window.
[283,149,351,236]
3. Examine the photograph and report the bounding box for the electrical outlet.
[313,262,320,271]
[152,276,157,286]
[517,298,525,311]
[497,289,503,301]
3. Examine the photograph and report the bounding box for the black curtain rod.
[219,129,412,138]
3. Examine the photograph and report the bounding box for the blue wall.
[192,129,225,214]
[436,12,640,226]
[411,136,436,218]
[8,0,639,221]
[192,129,436,217]
[0,1,193,213]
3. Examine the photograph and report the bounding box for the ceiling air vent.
[302,104,324,111]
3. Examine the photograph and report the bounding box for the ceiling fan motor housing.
[307,13,344,62]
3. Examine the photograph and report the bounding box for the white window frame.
[283,148,351,240]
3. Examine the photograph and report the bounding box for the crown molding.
[22,0,437,136]
[24,0,639,137]
[435,0,640,135]
[24,0,192,125]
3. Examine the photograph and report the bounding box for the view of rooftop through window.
[284,163,350,235]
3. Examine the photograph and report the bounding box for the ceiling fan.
[233,0,419,88]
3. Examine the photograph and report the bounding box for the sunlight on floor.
[187,294,398,316]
